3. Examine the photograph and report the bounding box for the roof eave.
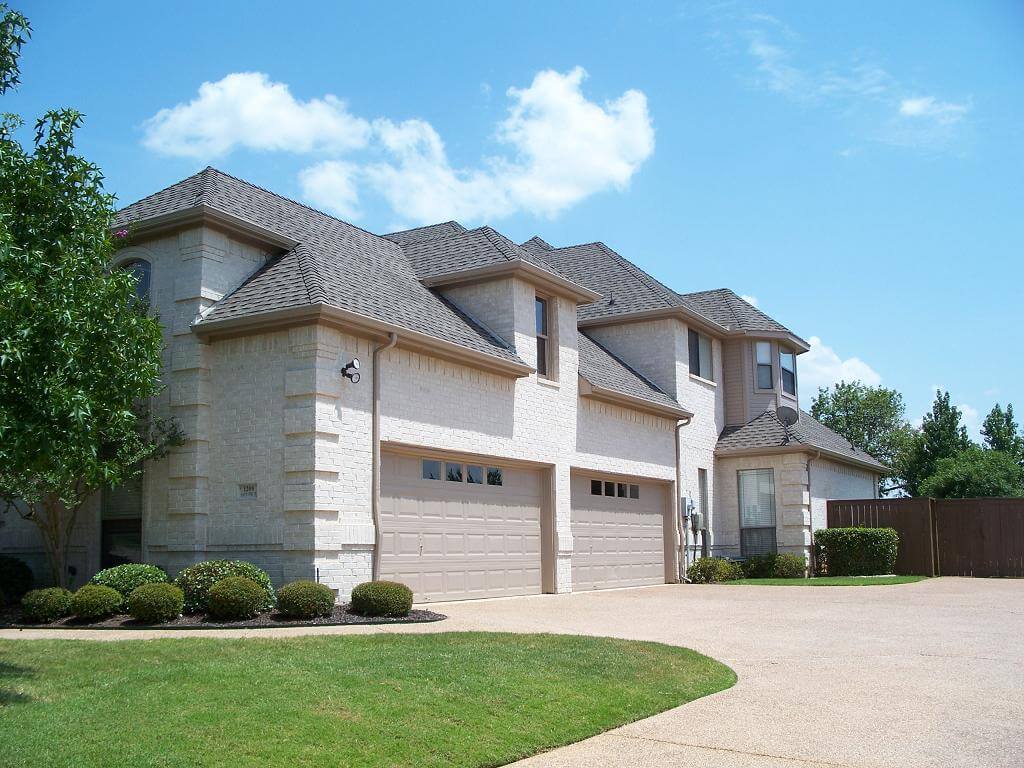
[578,375,693,420]
[578,306,729,337]
[114,204,300,251]
[736,328,811,353]
[422,261,602,304]
[714,443,886,473]
[193,303,534,379]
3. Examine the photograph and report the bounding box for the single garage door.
[571,473,670,591]
[380,452,545,602]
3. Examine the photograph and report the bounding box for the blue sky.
[8,1,1022,433]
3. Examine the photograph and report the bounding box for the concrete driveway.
[3,578,1021,766]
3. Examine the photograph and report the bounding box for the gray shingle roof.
[717,409,886,470]
[382,221,467,246]
[115,168,526,367]
[577,332,685,414]
[678,288,805,342]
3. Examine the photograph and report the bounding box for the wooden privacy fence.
[826,497,1024,578]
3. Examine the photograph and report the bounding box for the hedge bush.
[21,587,73,624]
[91,563,167,604]
[277,580,335,619]
[175,560,276,613]
[772,553,806,578]
[741,554,777,579]
[814,527,898,576]
[349,580,413,617]
[127,582,184,624]
[207,577,265,620]
[71,584,123,621]
[686,557,743,584]
[0,555,34,601]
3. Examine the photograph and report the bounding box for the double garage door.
[379,451,670,602]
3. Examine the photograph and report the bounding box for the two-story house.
[1,168,884,600]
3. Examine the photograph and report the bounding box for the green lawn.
[0,632,734,768]
[727,575,926,586]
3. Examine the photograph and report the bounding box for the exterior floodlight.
[342,358,361,384]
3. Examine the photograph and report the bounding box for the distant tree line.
[811,381,1023,499]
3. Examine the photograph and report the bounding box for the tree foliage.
[900,390,972,497]
[919,446,1024,499]
[981,403,1023,463]
[0,4,181,586]
[810,380,914,494]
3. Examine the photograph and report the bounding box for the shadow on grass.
[0,659,35,706]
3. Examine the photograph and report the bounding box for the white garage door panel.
[571,474,668,591]
[380,452,544,602]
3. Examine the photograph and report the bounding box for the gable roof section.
[115,168,528,372]
[382,221,467,246]
[577,332,691,418]
[678,288,807,345]
[716,409,886,471]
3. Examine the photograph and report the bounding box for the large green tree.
[901,390,973,497]
[981,403,1023,463]
[810,380,915,495]
[919,446,1024,499]
[0,5,180,586]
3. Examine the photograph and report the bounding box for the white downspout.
[370,332,399,581]
[675,416,693,581]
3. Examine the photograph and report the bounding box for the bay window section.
[780,349,797,396]
[755,341,774,390]
[688,329,714,381]
[738,468,777,556]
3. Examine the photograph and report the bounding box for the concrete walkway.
[3,577,1021,767]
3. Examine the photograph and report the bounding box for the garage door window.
[445,462,463,482]
[486,467,503,486]
[590,477,640,500]
[422,459,441,480]
[738,469,777,556]
[467,465,483,484]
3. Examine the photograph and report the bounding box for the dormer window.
[535,295,550,378]
[688,329,714,381]
[780,349,797,395]
[755,341,773,390]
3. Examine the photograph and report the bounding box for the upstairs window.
[688,329,714,381]
[535,296,550,377]
[755,341,774,390]
[780,349,797,395]
[121,259,151,305]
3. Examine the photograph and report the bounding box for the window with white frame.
[535,295,550,377]
[589,477,640,500]
[755,341,774,390]
[738,469,777,556]
[780,348,797,396]
[688,329,714,381]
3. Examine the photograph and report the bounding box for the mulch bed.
[0,603,446,630]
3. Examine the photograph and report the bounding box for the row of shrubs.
[2,555,413,625]
[686,551,807,583]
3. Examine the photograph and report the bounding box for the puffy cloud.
[740,294,759,307]
[142,72,371,158]
[799,336,881,403]
[297,161,362,221]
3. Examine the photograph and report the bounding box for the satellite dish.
[776,406,799,427]
[776,406,799,444]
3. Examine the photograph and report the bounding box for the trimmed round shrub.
[175,560,276,613]
[21,587,73,624]
[71,584,123,622]
[814,527,899,576]
[0,555,34,601]
[349,580,413,617]
[772,553,807,579]
[127,582,184,624]
[742,553,777,579]
[90,563,167,604]
[207,577,264,620]
[277,580,335,619]
[687,557,743,584]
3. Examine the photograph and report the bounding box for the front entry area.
[379,451,547,602]
[570,472,673,591]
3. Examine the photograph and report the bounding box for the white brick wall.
[809,458,878,533]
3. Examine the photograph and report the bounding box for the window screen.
[739,469,777,556]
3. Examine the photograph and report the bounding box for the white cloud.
[297,161,362,220]
[899,96,969,124]
[740,294,758,307]
[142,72,371,158]
[799,336,882,403]
[959,402,981,439]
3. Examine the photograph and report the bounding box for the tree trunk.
[32,493,80,589]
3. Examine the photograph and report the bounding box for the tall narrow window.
[738,469,777,556]
[121,259,151,305]
[780,349,796,395]
[535,296,549,377]
[698,468,709,520]
[755,341,773,390]
[688,329,714,381]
